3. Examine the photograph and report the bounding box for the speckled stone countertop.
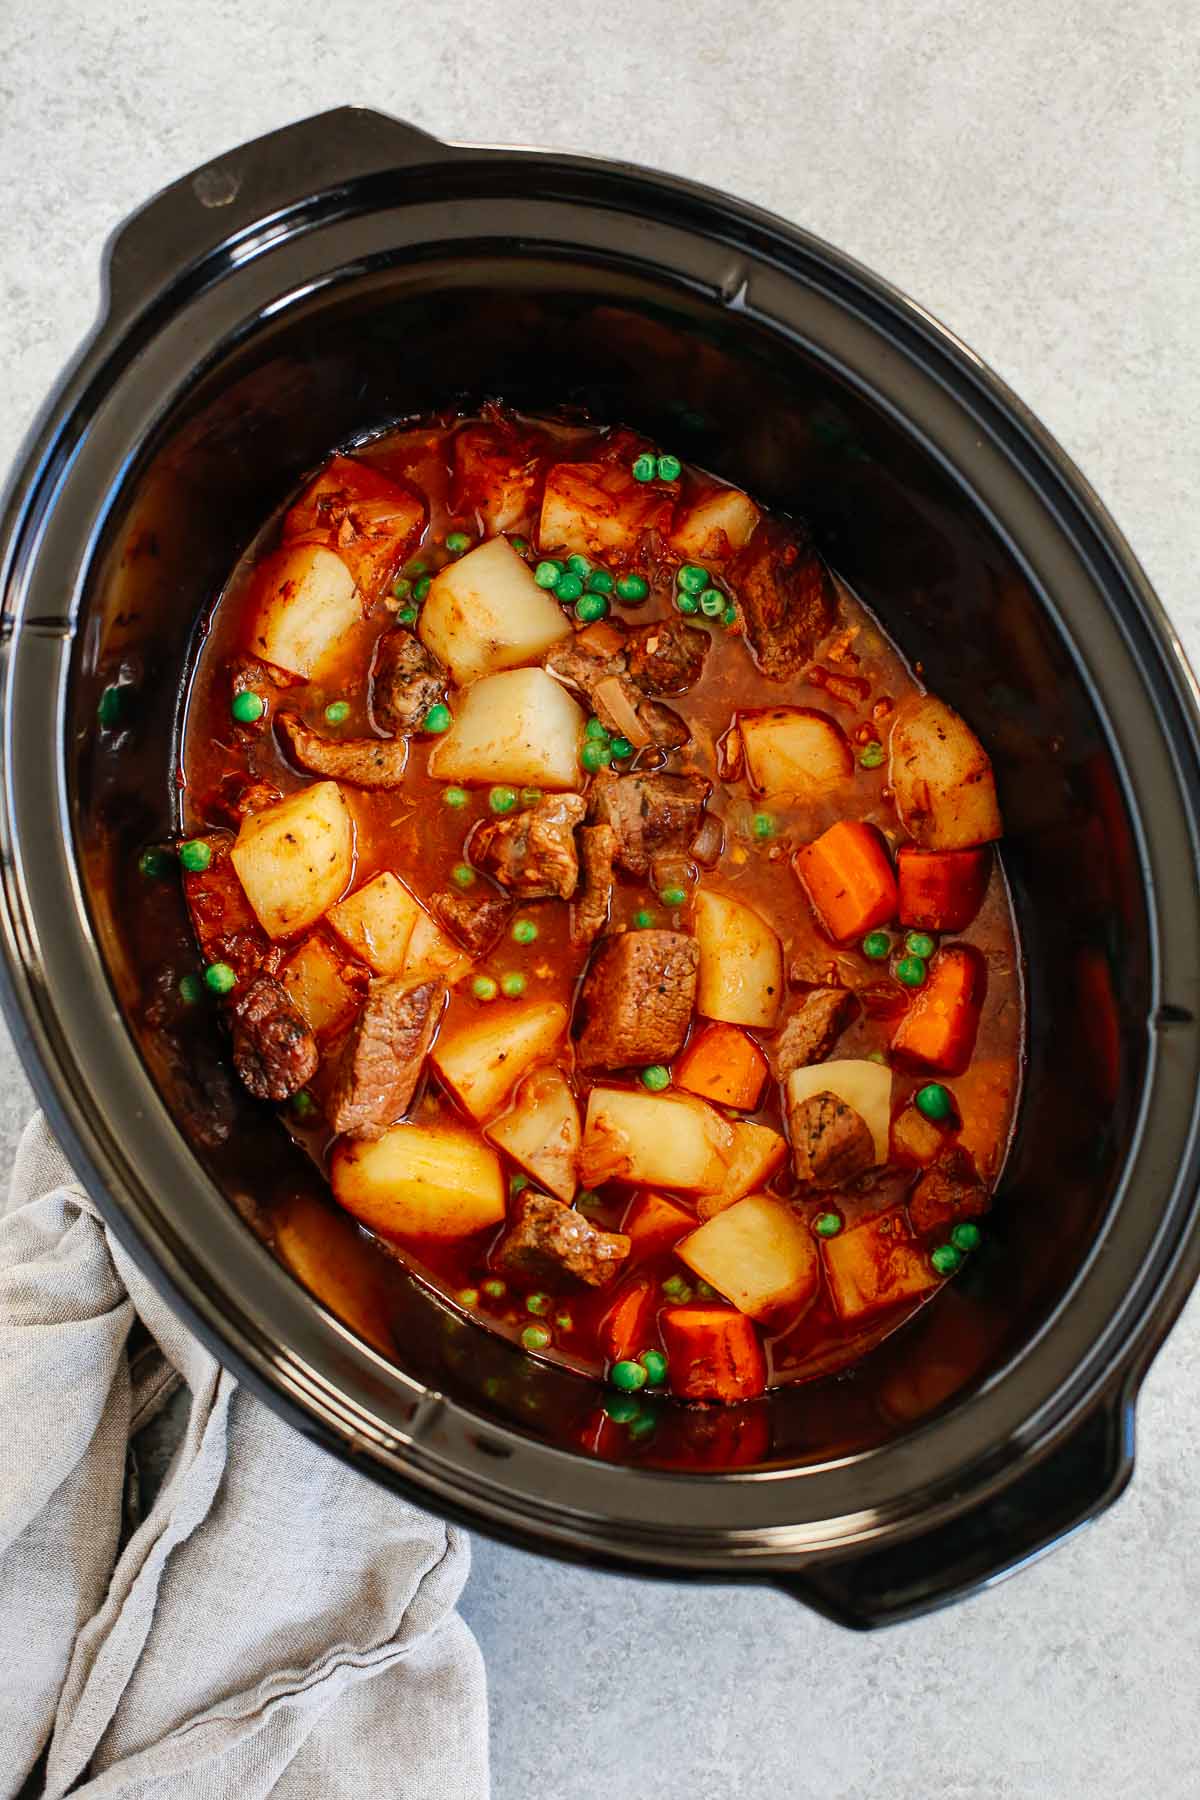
[2,5,1197,1794]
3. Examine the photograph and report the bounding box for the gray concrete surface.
[2,3,1198,1795]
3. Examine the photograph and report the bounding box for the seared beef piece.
[471,794,586,899]
[909,1146,989,1235]
[233,779,283,817]
[229,974,318,1103]
[276,713,408,789]
[545,638,627,694]
[577,929,699,1068]
[546,629,693,749]
[625,618,709,696]
[768,987,858,1081]
[789,1091,875,1186]
[730,519,837,680]
[572,823,616,945]
[432,889,512,956]
[638,700,691,748]
[372,630,444,733]
[328,977,445,1140]
[496,1190,630,1289]
[589,770,710,880]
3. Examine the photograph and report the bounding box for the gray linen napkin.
[0,1115,489,1799]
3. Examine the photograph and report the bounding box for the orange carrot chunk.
[890,946,985,1074]
[622,1190,697,1261]
[599,1275,661,1363]
[897,846,990,932]
[661,1304,767,1402]
[793,820,898,944]
[674,1021,769,1110]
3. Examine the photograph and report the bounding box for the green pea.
[472,975,498,1001]
[656,453,682,481]
[585,716,611,741]
[178,974,203,1006]
[661,1274,693,1302]
[895,954,928,987]
[501,972,526,998]
[752,812,775,840]
[659,885,687,907]
[616,573,649,602]
[556,573,584,602]
[521,1324,552,1352]
[931,1243,963,1276]
[698,587,724,618]
[458,1286,480,1307]
[610,1358,648,1391]
[138,848,172,880]
[509,1174,529,1195]
[694,1280,717,1300]
[406,559,428,576]
[859,740,885,770]
[422,703,451,734]
[445,530,472,553]
[576,1189,604,1215]
[178,839,212,873]
[204,961,236,996]
[677,564,708,594]
[392,575,413,600]
[604,1394,641,1423]
[861,930,892,960]
[610,736,634,760]
[721,603,738,628]
[525,1292,551,1316]
[675,592,699,616]
[640,1064,670,1092]
[231,691,265,724]
[413,575,432,601]
[98,685,126,728]
[510,535,530,554]
[628,1412,658,1442]
[512,918,538,945]
[482,1277,507,1299]
[535,560,563,589]
[581,740,612,773]
[519,787,542,807]
[631,453,657,483]
[950,1221,982,1252]
[587,569,614,594]
[632,909,655,929]
[489,786,518,815]
[443,786,469,809]
[324,700,351,726]
[905,931,937,960]
[396,605,418,626]
[866,1049,888,1066]
[566,553,592,578]
[814,1212,842,1238]
[575,593,609,623]
[639,1348,668,1385]
[915,1082,955,1123]
[292,1088,317,1119]
[451,863,476,888]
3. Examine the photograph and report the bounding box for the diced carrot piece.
[890,947,985,1075]
[674,1022,769,1110]
[661,1304,767,1402]
[599,1275,660,1363]
[793,820,898,944]
[622,1190,696,1260]
[897,846,990,931]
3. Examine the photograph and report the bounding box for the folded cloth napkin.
[0,1115,489,1799]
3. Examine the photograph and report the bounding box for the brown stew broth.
[181,413,1022,1395]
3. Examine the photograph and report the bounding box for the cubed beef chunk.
[577,929,699,1068]
[789,1091,875,1186]
[625,618,709,695]
[432,889,512,956]
[638,699,691,748]
[229,974,318,1103]
[589,770,711,879]
[572,822,615,945]
[730,519,837,680]
[328,977,445,1140]
[768,987,858,1081]
[497,1190,630,1289]
[546,627,694,750]
[276,712,409,789]
[471,794,585,899]
[909,1146,989,1235]
[372,630,445,733]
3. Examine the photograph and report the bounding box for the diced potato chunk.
[230,780,354,939]
[697,1120,788,1219]
[401,910,474,986]
[678,1194,820,1324]
[670,487,760,560]
[326,872,420,975]
[427,668,586,790]
[283,456,425,600]
[739,707,852,799]
[332,1123,506,1239]
[280,935,364,1036]
[539,459,670,560]
[453,424,545,535]
[580,1088,735,1192]
[786,1059,892,1166]
[823,1208,941,1324]
[888,695,1003,849]
[432,1000,569,1122]
[485,1066,580,1202]
[248,543,360,680]
[273,1190,395,1355]
[693,889,783,1028]
[890,1104,946,1166]
[419,536,571,685]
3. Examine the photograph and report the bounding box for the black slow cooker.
[2,108,1199,1628]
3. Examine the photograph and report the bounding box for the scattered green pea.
[396,605,418,626]
[445,530,472,553]
[814,1212,843,1238]
[406,559,428,576]
[521,1324,552,1352]
[501,972,526,998]
[639,1348,668,1385]
[631,453,657,483]
[866,1049,888,1065]
[413,576,432,601]
[178,974,203,1006]
[610,1358,649,1391]
[556,573,584,602]
[231,691,265,724]
[581,739,613,773]
[676,592,700,615]
[861,930,892,960]
[489,785,518,815]
[525,1292,551,1316]
[451,863,476,888]
[698,588,724,618]
[482,1277,507,1299]
[585,717,611,741]
[509,1174,529,1196]
[915,1082,955,1123]
[138,848,172,879]
[628,1411,658,1442]
[640,1064,671,1092]
[535,560,563,589]
[576,592,609,623]
[178,839,212,874]
[443,786,469,809]
[472,974,498,1001]
[604,1394,641,1423]
[895,954,928,987]
[458,1286,480,1307]
[324,700,351,726]
[576,1189,604,1215]
[392,575,413,600]
[931,1243,963,1276]
[204,961,236,996]
[555,1312,574,1332]
[587,569,615,594]
[721,603,738,628]
[694,1280,717,1300]
[677,564,708,594]
[661,1274,693,1302]
[566,553,592,578]
[422,702,451,734]
[859,740,885,770]
[905,931,937,960]
[951,1221,983,1252]
[752,811,775,841]
[291,1088,317,1119]
[512,918,538,945]
[656,453,682,481]
[616,573,649,602]
[97,685,125,728]
[660,885,687,907]
[632,909,655,929]
[510,535,530,554]
[610,735,634,760]
[519,787,542,806]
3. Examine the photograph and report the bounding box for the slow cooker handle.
[101,109,454,328]
[774,1389,1134,1629]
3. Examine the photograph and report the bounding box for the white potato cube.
[739,707,852,798]
[326,871,420,975]
[888,695,1003,849]
[539,460,668,559]
[248,543,359,680]
[230,780,354,939]
[669,487,761,560]
[485,1066,581,1202]
[697,1120,789,1219]
[401,910,474,987]
[279,935,363,1036]
[579,1088,735,1192]
[419,536,571,685]
[786,1058,893,1166]
[332,1123,506,1239]
[693,888,783,1028]
[427,668,586,790]
[432,1000,569,1122]
[678,1194,820,1323]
